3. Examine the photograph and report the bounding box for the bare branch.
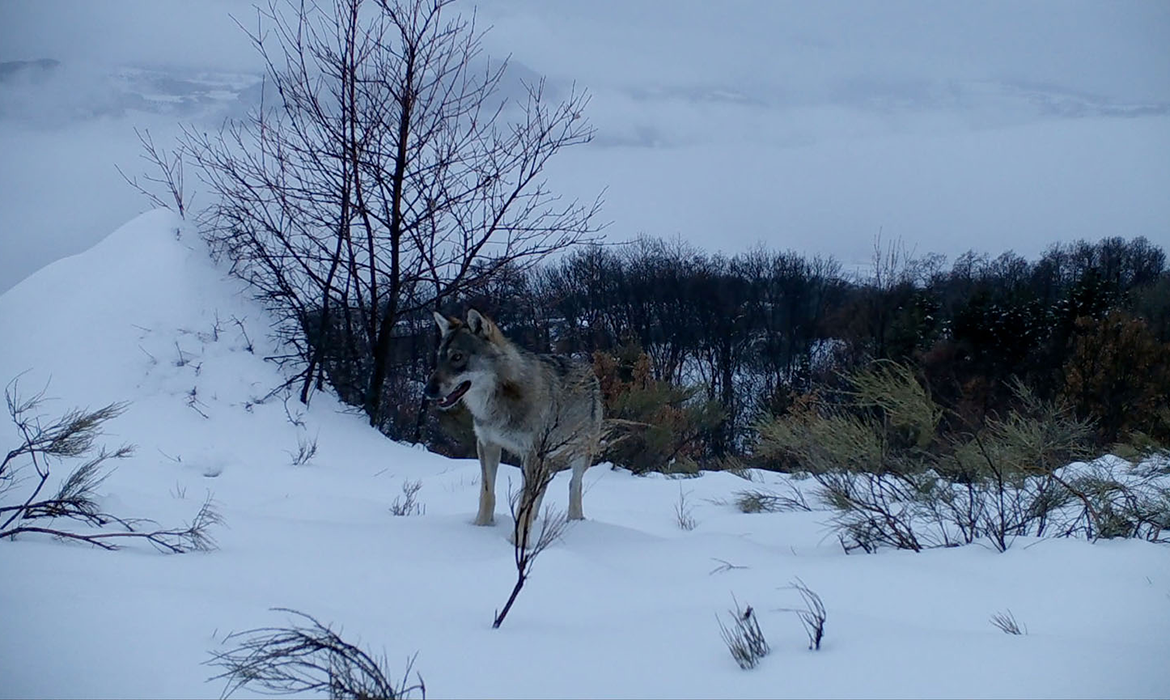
[778,578,827,650]
[674,485,697,530]
[389,479,424,516]
[708,558,749,576]
[208,607,425,699]
[117,127,189,217]
[990,609,1027,635]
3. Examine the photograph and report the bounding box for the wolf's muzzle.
[424,373,441,400]
[425,373,471,409]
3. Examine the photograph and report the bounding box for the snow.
[2,211,1169,698]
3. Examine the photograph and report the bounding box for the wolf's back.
[533,351,603,452]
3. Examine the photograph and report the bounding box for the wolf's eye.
[449,351,464,364]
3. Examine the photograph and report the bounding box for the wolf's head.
[424,309,507,411]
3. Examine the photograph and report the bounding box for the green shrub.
[751,361,1168,552]
[594,345,724,475]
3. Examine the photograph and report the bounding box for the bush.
[1058,456,1170,543]
[733,485,811,514]
[1,377,221,553]
[593,345,724,475]
[208,608,425,699]
[389,481,424,517]
[754,363,944,551]
[716,597,769,670]
[751,361,1165,553]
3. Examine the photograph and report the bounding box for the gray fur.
[425,309,603,526]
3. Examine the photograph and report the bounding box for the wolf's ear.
[466,308,496,339]
[433,311,459,335]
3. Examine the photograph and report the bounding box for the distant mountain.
[0,59,262,124]
[0,58,61,81]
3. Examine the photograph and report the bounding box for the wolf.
[425,309,603,528]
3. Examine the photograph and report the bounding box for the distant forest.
[310,234,1169,470]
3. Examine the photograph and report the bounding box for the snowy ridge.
[1,211,1169,698]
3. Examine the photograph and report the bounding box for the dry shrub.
[753,361,1169,552]
[593,346,723,475]
[717,597,769,670]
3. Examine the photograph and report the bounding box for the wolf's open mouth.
[437,380,471,409]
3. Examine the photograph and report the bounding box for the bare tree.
[0,377,222,553]
[184,0,603,432]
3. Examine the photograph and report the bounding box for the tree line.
[310,233,1169,469]
[152,0,1167,471]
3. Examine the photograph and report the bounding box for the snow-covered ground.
[1,211,1169,698]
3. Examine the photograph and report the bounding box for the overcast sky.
[1,0,1167,292]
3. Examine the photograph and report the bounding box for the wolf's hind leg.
[475,440,501,526]
[568,454,588,520]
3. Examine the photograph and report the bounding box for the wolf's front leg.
[568,454,589,520]
[509,454,548,544]
[475,440,501,526]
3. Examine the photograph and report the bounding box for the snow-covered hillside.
[1,211,1168,698]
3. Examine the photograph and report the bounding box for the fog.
[1,0,1167,292]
